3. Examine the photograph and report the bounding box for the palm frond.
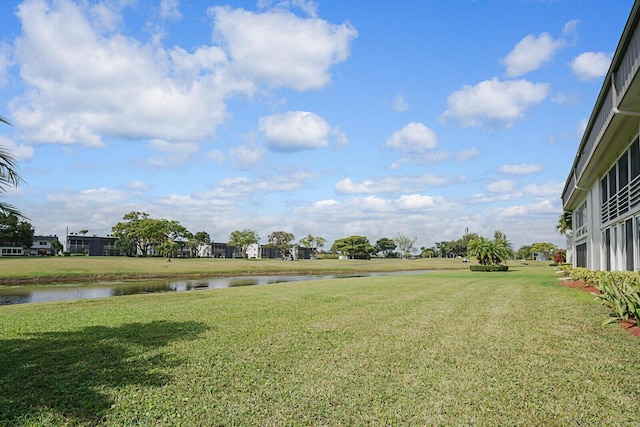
[0,147,23,188]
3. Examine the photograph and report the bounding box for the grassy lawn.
[1,265,638,426]
[0,257,471,284]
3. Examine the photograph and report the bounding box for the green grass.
[1,265,638,426]
[0,257,473,284]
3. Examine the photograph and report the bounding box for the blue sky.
[0,0,633,251]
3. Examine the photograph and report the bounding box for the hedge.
[470,265,509,272]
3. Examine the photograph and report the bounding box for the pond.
[0,270,431,306]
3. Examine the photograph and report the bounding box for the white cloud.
[210,5,357,90]
[503,33,564,77]
[9,0,356,149]
[332,127,349,148]
[313,199,339,208]
[11,0,234,147]
[160,0,182,20]
[128,180,149,193]
[335,173,454,194]
[575,118,588,140]
[48,187,127,206]
[458,147,480,161]
[522,181,564,198]
[563,20,580,37]
[552,90,580,106]
[384,122,437,152]
[148,139,198,154]
[571,52,612,81]
[0,43,10,87]
[0,136,34,161]
[388,146,478,169]
[144,139,199,168]
[396,194,437,209]
[393,93,409,112]
[259,111,331,152]
[499,163,543,175]
[493,199,557,218]
[442,78,549,129]
[229,144,266,169]
[487,180,516,193]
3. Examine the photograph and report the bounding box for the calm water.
[0,270,430,306]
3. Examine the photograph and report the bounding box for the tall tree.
[158,239,178,262]
[268,231,295,259]
[298,234,326,258]
[0,117,25,218]
[228,229,259,259]
[111,212,190,257]
[375,237,397,258]
[420,246,437,258]
[516,245,532,260]
[467,235,509,266]
[493,230,514,259]
[0,213,34,249]
[530,242,557,260]
[394,234,417,259]
[112,211,152,256]
[467,237,491,265]
[332,235,375,259]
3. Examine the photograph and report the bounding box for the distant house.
[561,1,640,271]
[0,235,60,256]
[212,242,235,258]
[29,235,60,256]
[66,234,122,256]
[0,243,24,257]
[247,243,261,259]
[249,244,312,260]
[532,252,547,262]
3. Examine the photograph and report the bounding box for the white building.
[562,0,640,271]
[29,235,60,256]
[246,243,261,259]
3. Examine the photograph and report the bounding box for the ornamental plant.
[467,236,509,266]
[595,273,640,325]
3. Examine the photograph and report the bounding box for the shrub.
[595,274,640,325]
[562,266,640,325]
[470,265,509,272]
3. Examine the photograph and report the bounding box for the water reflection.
[0,270,430,306]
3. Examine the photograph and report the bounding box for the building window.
[619,151,629,190]
[574,200,587,239]
[576,243,587,268]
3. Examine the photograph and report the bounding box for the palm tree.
[467,237,491,265]
[0,117,25,218]
[158,239,179,261]
[467,236,510,266]
[556,212,572,235]
[493,230,514,260]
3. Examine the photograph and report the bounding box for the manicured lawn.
[0,257,470,284]
[1,265,638,426]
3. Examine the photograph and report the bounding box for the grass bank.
[0,257,473,284]
[1,265,638,426]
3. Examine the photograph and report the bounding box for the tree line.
[0,209,563,262]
